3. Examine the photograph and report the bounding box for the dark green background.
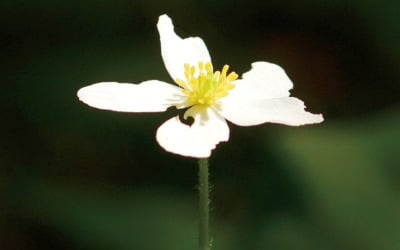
[1,0,400,249]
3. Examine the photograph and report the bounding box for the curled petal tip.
[315,114,324,123]
[157,14,173,32]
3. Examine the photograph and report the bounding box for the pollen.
[175,62,238,106]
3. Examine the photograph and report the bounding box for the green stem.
[198,158,211,250]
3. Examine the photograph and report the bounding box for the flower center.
[175,62,238,107]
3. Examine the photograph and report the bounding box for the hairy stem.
[198,158,211,250]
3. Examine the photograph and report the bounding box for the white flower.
[77,14,323,158]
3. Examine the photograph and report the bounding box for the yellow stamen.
[175,61,238,107]
[198,62,204,71]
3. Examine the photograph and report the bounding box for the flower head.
[77,14,323,158]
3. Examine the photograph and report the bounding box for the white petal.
[219,97,323,126]
[157,14,211,81]
[225,61,294,103]
[77,80,185,112]
[156,108,229,158]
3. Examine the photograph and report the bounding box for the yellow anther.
[184,64,190,74]
[213,71,220,80]
[184,64,191,81]
[190,66,196,76]
[227,72,238,81]
[221,65,229,76]
[175,78,187,88]
[205,62,213,73]
[226,83,235,90]
[198,62,204,71]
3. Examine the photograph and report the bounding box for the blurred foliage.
[1,0,399,249]
[273,107,400,250]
